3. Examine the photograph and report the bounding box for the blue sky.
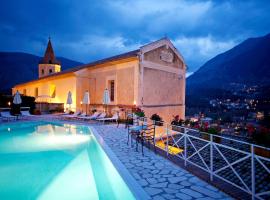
[0,0,270,73]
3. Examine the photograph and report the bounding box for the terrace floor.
[92,123,231,200]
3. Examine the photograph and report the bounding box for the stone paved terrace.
[92,124,232,200]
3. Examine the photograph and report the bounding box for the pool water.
[0,121,135,200]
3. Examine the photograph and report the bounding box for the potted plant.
[151,113,163,126]
[171,115,184,132]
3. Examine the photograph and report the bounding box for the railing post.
[184,127,187,167]
[251,144,255,200]
[166,123,169,156]
[210,134,213,181]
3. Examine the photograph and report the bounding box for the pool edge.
[90,126,151,200]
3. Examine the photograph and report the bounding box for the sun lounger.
[63,112,81,119]
[77,112,100,120]
[21,110,35,117]
[0,111,17,121]
[96,113,119,122]
[95,112,106,120]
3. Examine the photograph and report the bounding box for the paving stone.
[132,172,141,180]
[157,177,166,182]
[138,179,148,187]
[188,177,207,186]
[151,170,160,174]
[168,183,184,190]
[164,189,178,195]
[162,194,175,199]
[171,169,179,174]
[153,195,166,200]
[180,181,191,187]
[168,176,187,183]
[206,185,219,192]
[150,182,168,188]
[180,188,204,198]
[142,174,152,178]
[153,175,161,179]
[160,169,171,174]
[191,186,222,198]
[144,187,163,196]
[162,174,174,178]
[146,177,158,184]
[175,193,192,200]
[197,197,216,200]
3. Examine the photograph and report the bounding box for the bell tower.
[38,37,61,78]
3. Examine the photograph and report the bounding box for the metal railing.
[135,117,270,200]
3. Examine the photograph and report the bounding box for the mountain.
[0,52,83,93]
[187,33,270,92]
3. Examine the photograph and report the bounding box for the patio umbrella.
[13,90,22,114]
[103,88,110,114]
[13,90,22,105]
[66,91,73,111]
[82,90,90,114]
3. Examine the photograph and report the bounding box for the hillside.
[0,52,83,93]
[187,33,270,92]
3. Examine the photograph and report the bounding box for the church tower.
[38,38,61,78]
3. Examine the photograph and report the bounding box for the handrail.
[133,116,270,200]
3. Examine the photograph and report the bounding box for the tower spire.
[39,38,60,65]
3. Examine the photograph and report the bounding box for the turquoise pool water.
[0,121,135,200]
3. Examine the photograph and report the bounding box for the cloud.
[173,35,237,70]
[0,0,270,72]
[56,35,141,63]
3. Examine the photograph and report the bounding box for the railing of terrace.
[136,117,270,200]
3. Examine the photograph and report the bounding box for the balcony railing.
[135,117,270,200]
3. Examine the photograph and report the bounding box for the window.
[109,80,115,102]
[41,69,44,75]
[23,89,26,96]
[49,69,53,73]
[35,87,38,97]
[50,85,56,98]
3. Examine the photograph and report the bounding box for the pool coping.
[90,126,151,200]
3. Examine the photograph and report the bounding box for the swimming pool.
[0,121,137,200]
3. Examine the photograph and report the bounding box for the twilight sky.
[1,0,270,73]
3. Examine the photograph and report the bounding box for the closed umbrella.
[13,91,22,105]
[66,91,73,111]
[13,90,22,115]
[82,91,90,114]
[103,88,110,114]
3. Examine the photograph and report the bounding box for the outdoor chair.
[63,111,81,119]
[78,112,100,120]
[21,110,35,118]
[136,124,156,156]
[127,116,147,146]
[96,113,119,123]
[0,111,17,121]
[95,112,106,120]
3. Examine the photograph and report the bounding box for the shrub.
[133,107,145,117]
[151,113,163,126]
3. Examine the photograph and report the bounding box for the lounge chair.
[63,112,81,119]
[95,112,106,120]
[78,112,100,120]
[0,111,17,121]
[21,110,35,117]
[97,113,119,122]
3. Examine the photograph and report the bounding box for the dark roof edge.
[14,49,140,87]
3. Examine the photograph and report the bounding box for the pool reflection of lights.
[0,134,91,154]
[8,128,11,132]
